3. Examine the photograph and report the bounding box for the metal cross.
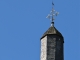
[46,2,59,22]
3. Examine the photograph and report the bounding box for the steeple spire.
[40,1,64,60]
[46,1,59,27]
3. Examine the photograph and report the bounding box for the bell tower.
[40,2,64,60]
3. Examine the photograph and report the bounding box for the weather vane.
[46,2,59,23]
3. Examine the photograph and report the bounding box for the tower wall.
[41,36,47,60]
[40,35,64,60]
[47,35,56,60]
[47,35,64,60]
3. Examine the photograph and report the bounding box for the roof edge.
[40,34,64,40]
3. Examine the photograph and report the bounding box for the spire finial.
[46,1,59,26]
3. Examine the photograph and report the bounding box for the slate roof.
[41,26,63,39]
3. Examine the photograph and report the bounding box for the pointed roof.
[40,2,63,39]
[41,25,63,39]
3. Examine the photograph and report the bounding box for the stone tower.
[40,2,64,60]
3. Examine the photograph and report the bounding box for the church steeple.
[41,2,62,39]
[40,2,64,60]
